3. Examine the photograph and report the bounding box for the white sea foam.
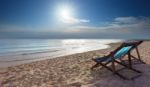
[0,39,122,67]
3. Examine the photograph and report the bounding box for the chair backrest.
[114,46,132,59]
[112,41,143,59]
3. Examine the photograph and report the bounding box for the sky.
[0,0,150,39]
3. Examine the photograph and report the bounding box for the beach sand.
[0,41,150,87]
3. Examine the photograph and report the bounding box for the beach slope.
[1,41,150,87]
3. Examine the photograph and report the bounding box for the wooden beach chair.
[91,41,144,80]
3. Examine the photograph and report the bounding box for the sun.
[57,6,77,24]
[60,8,72,19]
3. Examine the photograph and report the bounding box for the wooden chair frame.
[91,41,144,80]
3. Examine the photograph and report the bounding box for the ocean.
[0,39,121,67]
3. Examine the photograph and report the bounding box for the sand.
[0,41,150,87]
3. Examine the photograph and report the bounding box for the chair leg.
[99,61,129,80]
[98,62,113,72]
[128,52,132,69]
[131,55,145,64]
[91,61,111,70]
[114,60,142,73]
[111,59,116,74]
[136,47,141,61]
[91,63,100,70]
[136,47,146,64]
[130,47,145,64]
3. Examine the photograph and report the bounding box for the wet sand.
[0,41,150,87]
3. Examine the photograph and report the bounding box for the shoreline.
[1,41,150,87]
[0,42,119,68]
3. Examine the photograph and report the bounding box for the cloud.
[111,17,150,33]
[114,16,138,24]
[61,16,90,24]
[68,16,149,31]
[79,19,90,23]
[0,16,150,39]
[64,16,150,39]
[0,25,27,32]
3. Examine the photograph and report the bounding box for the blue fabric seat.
[94,46,132,62]
[95,56,110,62]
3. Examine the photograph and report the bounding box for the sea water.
[0,39,121,67]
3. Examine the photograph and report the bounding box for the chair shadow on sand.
[89,61,150,87]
